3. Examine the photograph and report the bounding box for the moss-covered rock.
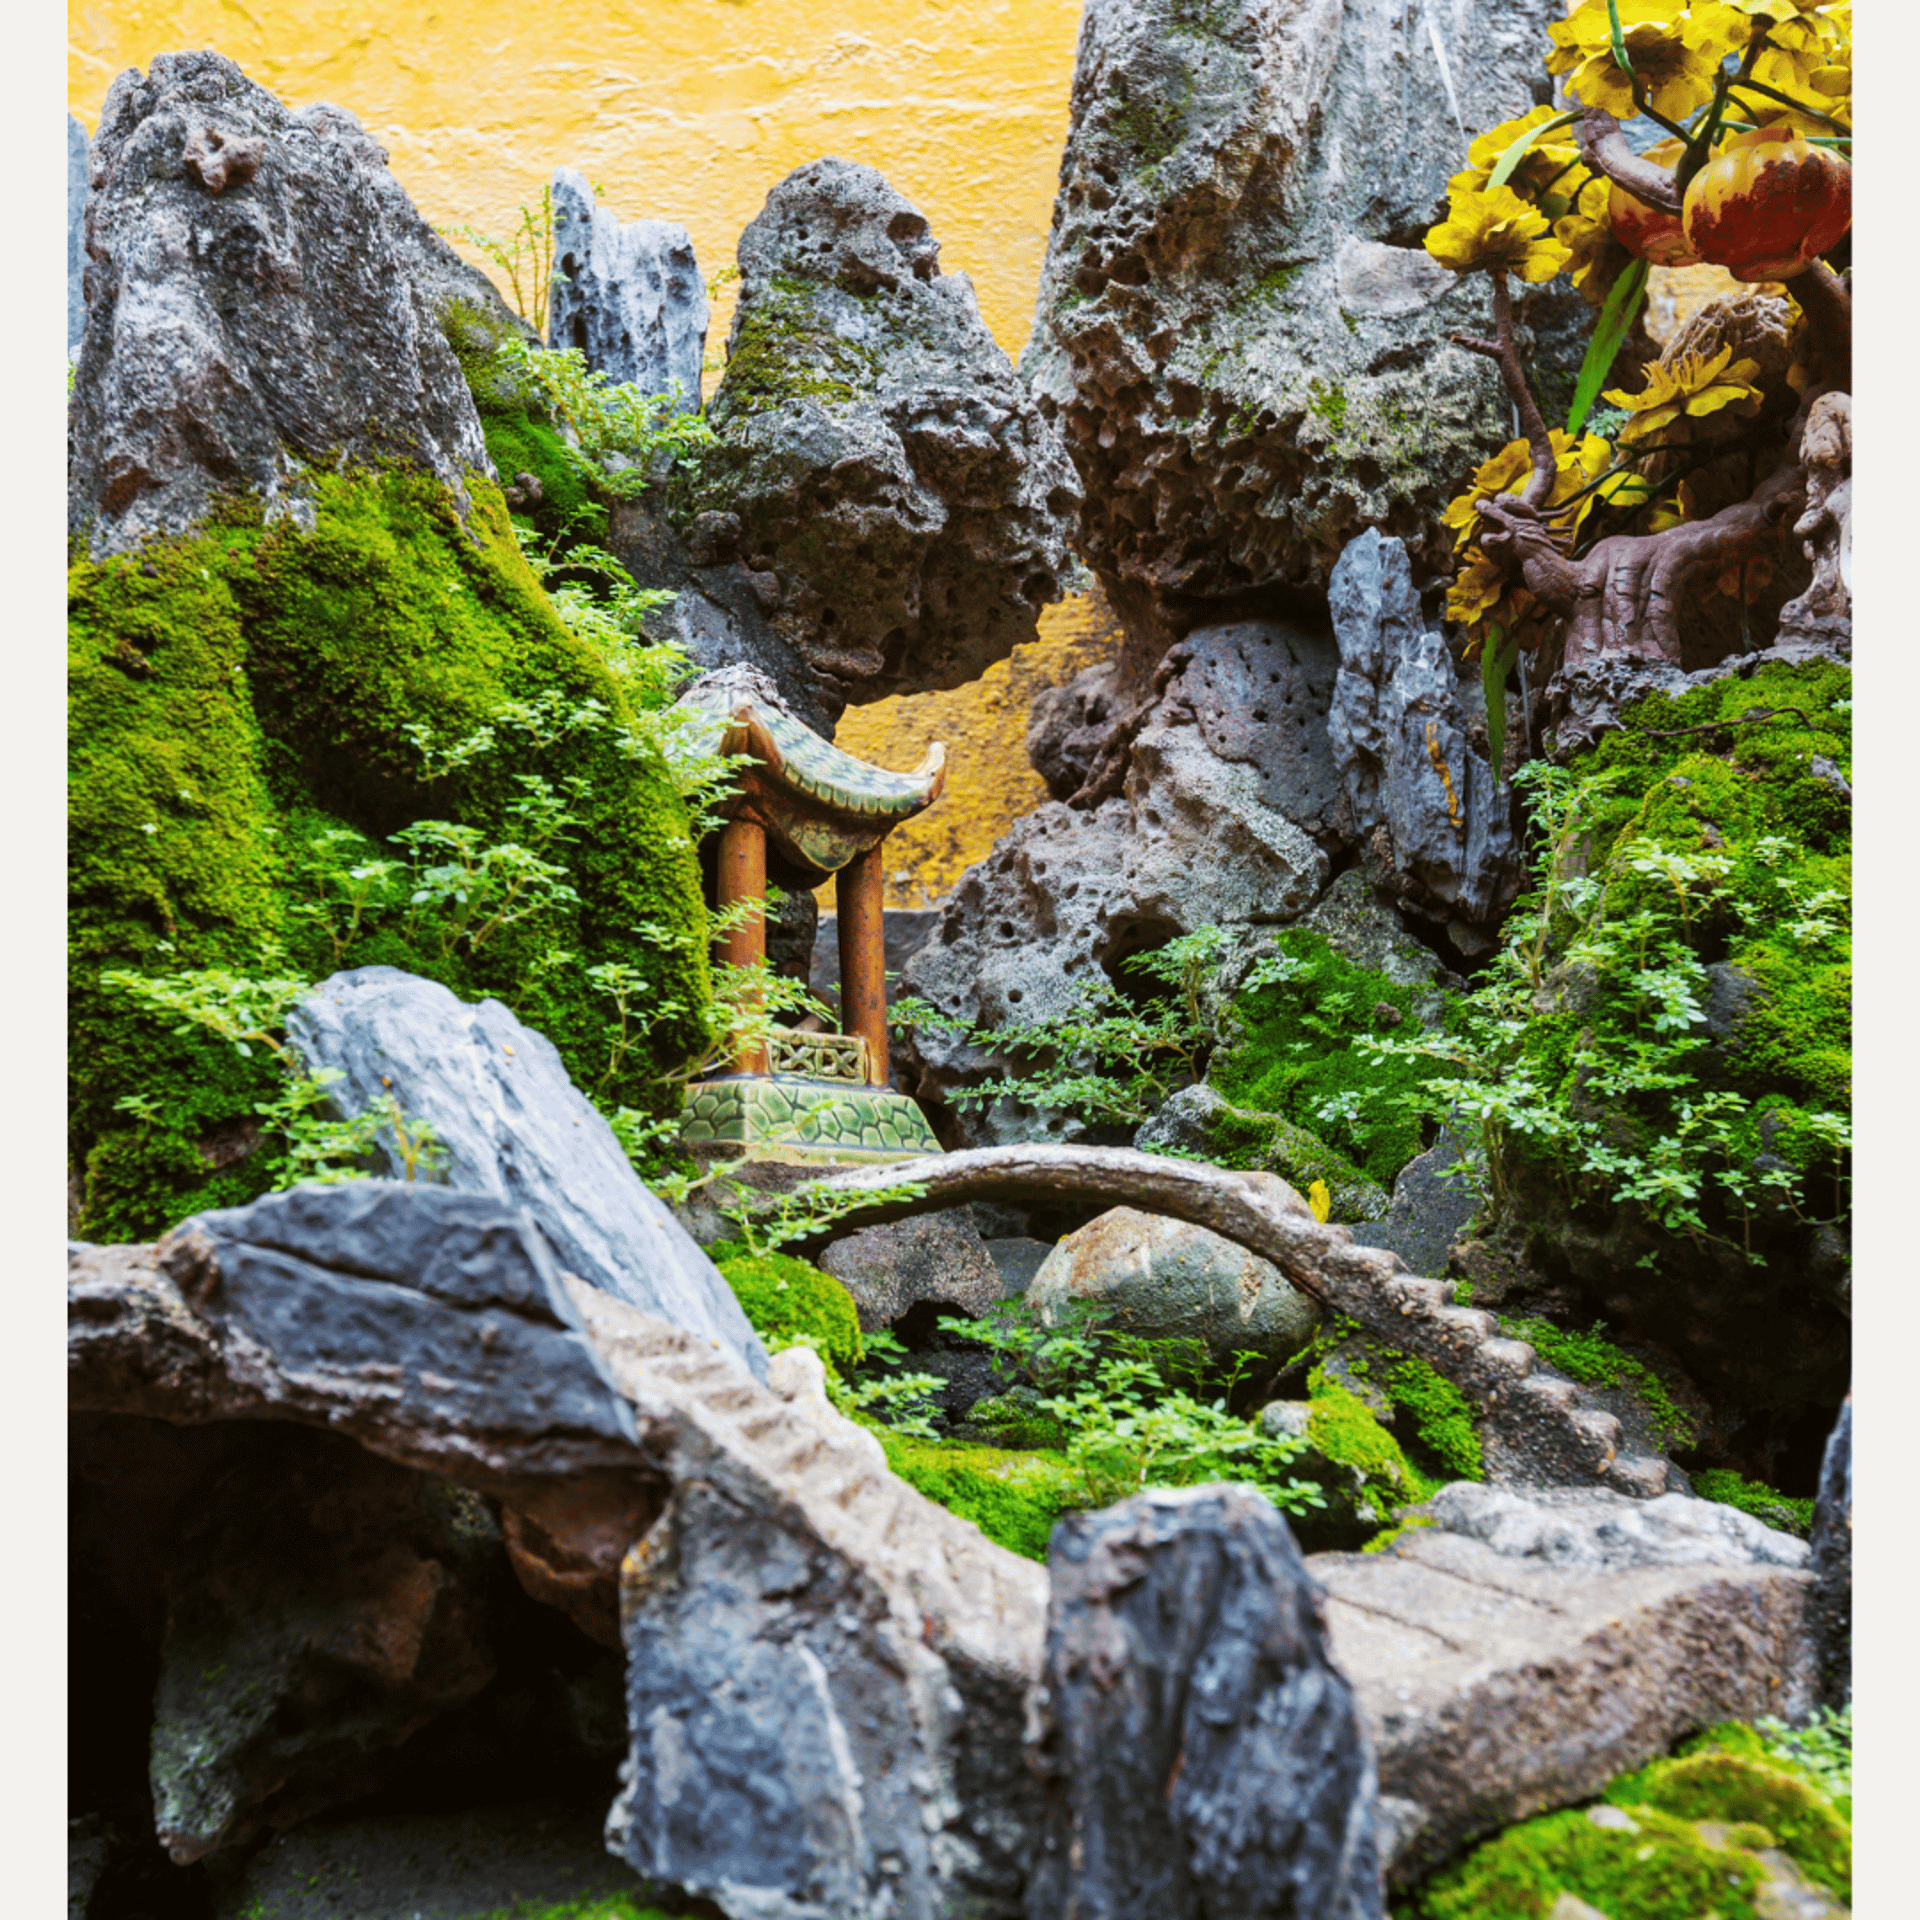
[1209,926,1456,1191]
[1408,1720,1851,1917]
[714,1245,864,1374]
[876,1433,1079,1563]
[69,464,711,1243]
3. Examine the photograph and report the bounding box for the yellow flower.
[1449,105,1584,203]
[1722,0,1841,84]
[1603,345,1765,447]
[1308,1180,1332,1224]
[1555,192,1636,305]
[1425,183,1572,281]
[1547,2,1747,123]
[1444,430,1613,552]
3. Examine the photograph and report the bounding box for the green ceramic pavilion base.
[679,1075,942,1164]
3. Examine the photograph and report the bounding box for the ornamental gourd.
[1608,137,1701,266]
[1681,126,1852,282]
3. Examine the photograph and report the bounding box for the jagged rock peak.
[698,156,1082,710]
[69,49,516,555]
[547,167,708,409]
[1022,0,1578,629]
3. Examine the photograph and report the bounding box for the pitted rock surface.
[68,114,89,353]
[696,157,1081,716]
[899,687,1327,1151]
[288,967,767,1381]
[547,167,707,406]
[818,1208,1003,1331]
[70,50,515,555]
[1021,0,1580,633]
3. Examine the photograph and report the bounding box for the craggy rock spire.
[692,157,1082,716]
[70,49,516,555]
[1022,0,1576,659]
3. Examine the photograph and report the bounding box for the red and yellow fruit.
[1681,126,1851,282]
[1607,137,1700,266]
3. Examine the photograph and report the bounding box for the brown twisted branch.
[1450,268,1559,510]
[1577,106,1684,214]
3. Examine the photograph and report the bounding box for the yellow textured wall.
[67,0,1084,362]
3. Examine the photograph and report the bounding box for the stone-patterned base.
[680,1076,941,1163]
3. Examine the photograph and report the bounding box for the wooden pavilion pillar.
[836,842,890,1087]
[717,817,769,1075]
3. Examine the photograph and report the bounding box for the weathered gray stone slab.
[288,966,767,1381]
[68,113,88,354]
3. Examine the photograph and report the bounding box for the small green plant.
[1690,1468,1815,1539]
[496,337,715,499]
[1502,1316,1695,1449]
[1755,1705,1851,1807]
[448,185,563,338]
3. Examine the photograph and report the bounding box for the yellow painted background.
[68,0,1100,908]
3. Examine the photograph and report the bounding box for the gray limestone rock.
[1349,1131,1481,1279]
[1328,529,1523,927]
[1028,1177,1324,1369]
[1027,1485,1383,1920]
[1022,0,1580,631]
[983,1235,1053,1299]
[578,1281,1049,1920]
[1314,1517,1817,1883]
[1412,1481,1810,1572]
[287,966,767,1381]
[818,1209,1003,1331]
[899,686,1327,1150]
[70,51,507,556]
[1808,1394,1851,1708]
[547,167,707,408]
[157,1182,642,1463]
[68,114,88,354]
[698,157,1081,711]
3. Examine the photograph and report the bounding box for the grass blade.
[1567,256,1650,437]
[1483,623,1523,779]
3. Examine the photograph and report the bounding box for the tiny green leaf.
[1486,109,1580,192]
[1567,256,1650,437]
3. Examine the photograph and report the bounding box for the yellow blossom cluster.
[1425,183,1571,282]
[1603,344,1765,448]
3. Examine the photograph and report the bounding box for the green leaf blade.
[1566,256,1650,437]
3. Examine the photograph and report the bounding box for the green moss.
[713,1245,863,1373]
[878,1433,1079,1562]
[1209,929,1453,1190]
[1501,1318,1696,1449]
[708,272,879,423]
[1192,1098,1388,1224]
[1307,378,1349,430]
[1409,1721,1851,1918]
[1306,1379,1435,1514]
[1418,1801,1763,1919]
[1308,1331,1484,1483]
[468,1898,676,1920]
[1606,1725,1850,1900]
[69,464,711,1242]
[1689,1468,1815,1539]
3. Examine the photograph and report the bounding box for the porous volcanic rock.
[548,166,707,405]
[70,50,517,555]
[898,680,1327,1150]
[1027,1485,1383,1920]
[1028,1174,1323,1368]
[691,157,1081,717]
[818,1209,1004,1331]
[287,966,768,1381]
[1022,0,1579,641]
